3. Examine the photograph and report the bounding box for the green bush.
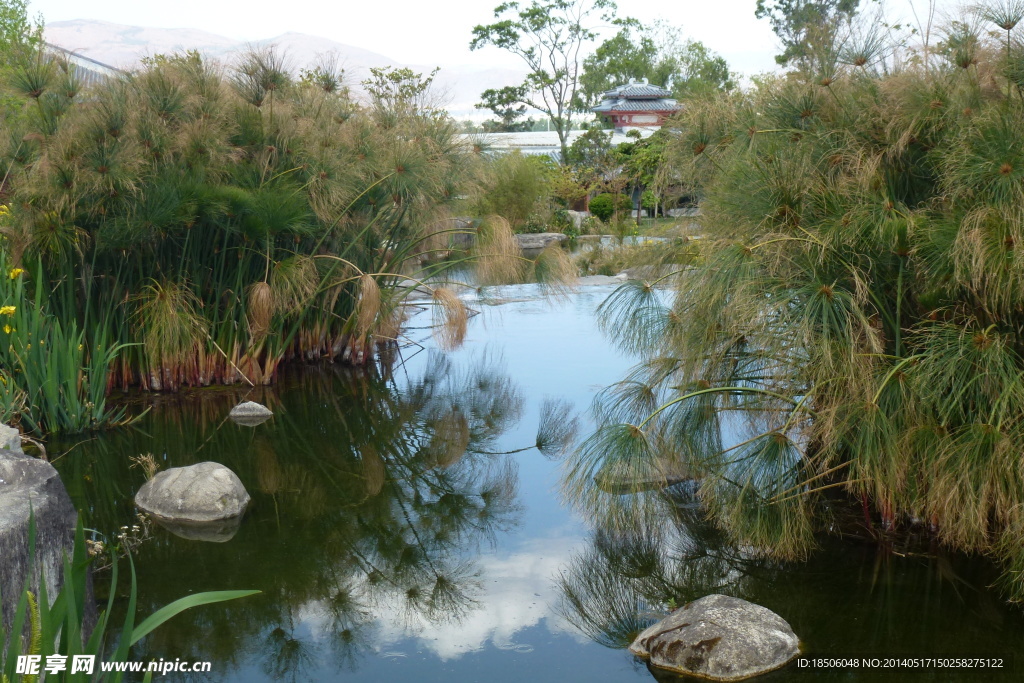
[589,193,632,222]
[475,151,553,229]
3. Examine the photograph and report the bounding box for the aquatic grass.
[0,515,258,683]
[0,46,496,415]
[569,0,1024,602]
[0,253,128,434]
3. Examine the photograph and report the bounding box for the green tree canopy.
[0,0,39,54]
[577,22,734,110]
[755,0,861,66]
[470,0,621,161]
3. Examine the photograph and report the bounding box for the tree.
[0,0,39,55]
[575,23,655,107]
[475,85,533,131]
[755,0,861,66]
[0,0,41,117]
[576,22,734,109]
[470,0,620,161]
[668,41,735,98]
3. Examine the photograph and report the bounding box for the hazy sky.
[28,0,783,75]
[27,0,954,77]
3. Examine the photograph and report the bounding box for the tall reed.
[0,48,481,405]
[571,1,1024,602]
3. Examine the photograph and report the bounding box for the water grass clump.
[570,0,1024,603]
[0,48,486,431]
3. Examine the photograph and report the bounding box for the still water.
[54,282,1024,682]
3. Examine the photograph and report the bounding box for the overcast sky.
[27,0,956,78]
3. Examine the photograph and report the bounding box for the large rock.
[667,206,702,218]
[515,232,568,251]
[630,594,799,681]
[135,462,250,524]
[0,446,78,635]
[229,401,273,426]
[450,217,477,249]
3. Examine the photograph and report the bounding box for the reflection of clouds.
[301,532,590,661]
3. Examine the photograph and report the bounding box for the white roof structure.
[44,42,123,88]
[462,129,655,160]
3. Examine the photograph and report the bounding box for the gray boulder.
[667,206,702,218]
[135,462,250,524]
[229,401,273,426]
[566,210,589,229]
[0,423,24,455]
[0,447,78,635]
[515,233,568,251]
[630,594,799,681]
[450,217,477,249]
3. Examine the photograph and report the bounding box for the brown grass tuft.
[247,281,273,339]
[355,274,381,339]
[432,287,467,350]
[473,216,527,285]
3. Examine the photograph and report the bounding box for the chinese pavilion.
[591,79,681,131]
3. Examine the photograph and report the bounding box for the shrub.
[589,193,632,222]
[475,151,553,229]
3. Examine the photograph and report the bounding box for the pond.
[53,281,1024,682]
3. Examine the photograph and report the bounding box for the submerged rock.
[135,461,250,524]
[515,233,568,251]
[0,447,79,634]
[229,401,273,426]
[594,456,692,495]
[577,273,628,286]
[630,594,799,681]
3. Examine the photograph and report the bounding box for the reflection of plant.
[558,492,753,649]
[559,483,1015,663]
[51,352,540,677]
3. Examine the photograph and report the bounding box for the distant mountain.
[44,19,525,117]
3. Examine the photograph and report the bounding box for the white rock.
[135,462,250,524]
[515,233,569,251]
[228,401,273,426]
[630,594,799,681]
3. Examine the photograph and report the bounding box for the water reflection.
[54,351,534,680]
[557,487,754,650]
[556,477,1024,682]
